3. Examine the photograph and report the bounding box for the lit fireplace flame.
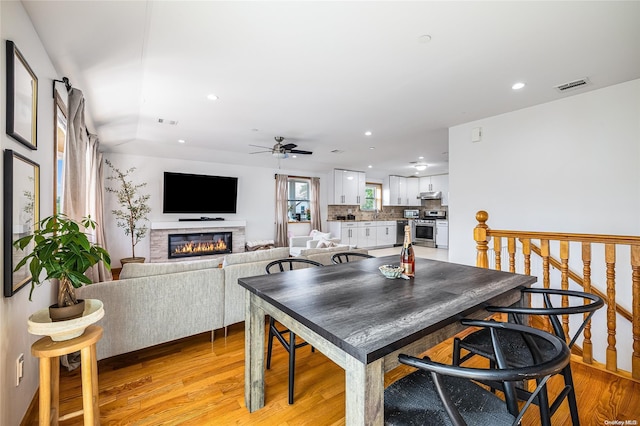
[173,239,228,255]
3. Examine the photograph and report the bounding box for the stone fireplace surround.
[150,221,246,263]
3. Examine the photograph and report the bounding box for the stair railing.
[474,210,640,380]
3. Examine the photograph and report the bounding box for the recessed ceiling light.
[368,165,373,168]
[291,155,297,158]
[369,146,375,150]
[415,165,427,171]
[207,94,219,100]
[415,171,420,175]
[178,139,185,144]
[418,34,432,44]
[512,82,526,90]
[418,156,424,160]
[365,131,372,136]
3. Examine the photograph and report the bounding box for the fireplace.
[168,232,232,259]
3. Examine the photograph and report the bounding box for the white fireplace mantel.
[151,220,247,230]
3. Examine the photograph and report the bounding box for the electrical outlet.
[16,353,24,386]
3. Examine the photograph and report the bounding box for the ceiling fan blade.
[249,150,272,154]
[281,143,297,150]
[289,149,313,155]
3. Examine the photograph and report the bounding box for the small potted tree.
[105,159,151,265]
[14,214,111,321]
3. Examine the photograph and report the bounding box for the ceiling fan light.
[272,152,287,159]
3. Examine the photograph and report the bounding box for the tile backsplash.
[327,202,447,221]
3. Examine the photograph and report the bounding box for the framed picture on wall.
[3,149,40,297]
[6,40,38,150]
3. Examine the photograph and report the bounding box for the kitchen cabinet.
[333,169,366,205]
[419,174,449,206]
[386,175,408,206]
[329,222,359,246]
[405,178,420,205]
[357,222,377,248]
[436,219,448,248]
[376,221,397,247]
[385,176,420,206]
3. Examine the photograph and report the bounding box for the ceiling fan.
[249,136,313,159]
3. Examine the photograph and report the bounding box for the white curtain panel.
[275,174,289,247]
[310,177,322,232]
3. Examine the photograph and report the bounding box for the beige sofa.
[77,246,368,360]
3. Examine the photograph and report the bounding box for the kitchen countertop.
[327,219,403,222]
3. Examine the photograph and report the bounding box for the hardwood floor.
[22,322,640,425]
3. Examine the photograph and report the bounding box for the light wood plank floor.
[22,322,640,425]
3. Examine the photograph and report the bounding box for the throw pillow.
[316,239,337,248]
[312,231,331,241]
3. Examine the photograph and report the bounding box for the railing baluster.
[560,241,570,339]
[494,236,502,271]
[541,239,550,290]
[632,245,640,379]
[522,239,531,276]
[582,242,593,364]
[474,211,489,269]
[605,244,617,372]
[508,238,516,273]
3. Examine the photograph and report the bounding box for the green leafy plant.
[14,214,111,306]
[105,159,151,259]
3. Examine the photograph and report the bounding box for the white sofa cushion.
[222,247,290,267]
[119,257,223,279]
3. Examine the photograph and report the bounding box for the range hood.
[419,191,442,200]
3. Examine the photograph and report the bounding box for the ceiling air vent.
[331,149,344,154]
[157,118,178,125]
[554,78,591,93]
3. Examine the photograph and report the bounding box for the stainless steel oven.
[414,210,446,247]
[414,219,436,247]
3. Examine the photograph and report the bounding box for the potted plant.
[105,159,151,265]
[14,214,111,321]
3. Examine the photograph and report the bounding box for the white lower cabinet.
[376,221,397,247]
[329,221,397,248]
[357,222,377,248]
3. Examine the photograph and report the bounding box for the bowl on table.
[379,265,404,279]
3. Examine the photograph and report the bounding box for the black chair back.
[265,258,323,274]
[330,252,374,264]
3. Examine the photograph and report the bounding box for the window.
[288,177,310,222]
[362,183,382,211]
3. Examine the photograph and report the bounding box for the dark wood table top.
[238,256,536,363]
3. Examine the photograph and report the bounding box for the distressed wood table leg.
[245,292,266,412]
[345,356,384,426]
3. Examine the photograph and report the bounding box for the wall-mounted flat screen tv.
[163,172,238,214]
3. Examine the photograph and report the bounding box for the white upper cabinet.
[385,175,420,206]
[419,174,449,205]
[406,177,420,206]
[333,169,366,205]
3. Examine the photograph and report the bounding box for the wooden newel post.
[474,211,489,269]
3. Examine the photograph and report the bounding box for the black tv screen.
[163,172,238,214]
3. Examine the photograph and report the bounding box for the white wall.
[103,153,330,266]
[448,79,640,370]
[1,2,59,424]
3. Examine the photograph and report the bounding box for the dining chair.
[385,319,571,426]
[452,288,604,425]
[330,252,375,264]
[264,258,324,404]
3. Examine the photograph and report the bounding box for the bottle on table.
[400,225,415,277]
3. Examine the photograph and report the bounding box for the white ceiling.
[22,1,640,178]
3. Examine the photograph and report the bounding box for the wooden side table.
[31,325,103,426]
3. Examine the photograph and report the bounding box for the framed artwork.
[6,40,38,150]
[3,150,40,297]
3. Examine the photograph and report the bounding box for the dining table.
[237,255,537,425]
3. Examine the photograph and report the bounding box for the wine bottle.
[400,225,415,277]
